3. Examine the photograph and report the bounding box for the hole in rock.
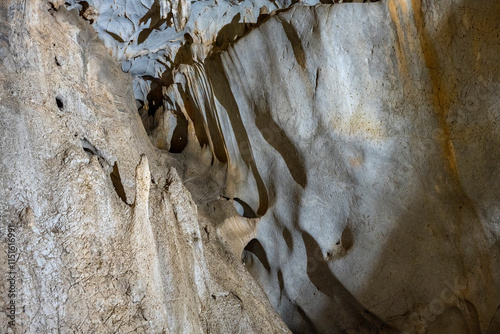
[146,80,163,117]
[242,238,270,272]
[79,0,89,13]
[81,138,107,168]
[81,138,98,157]
[233,198,257,218]
[169,107,188,153]
[56,97,64,110]
[110,162,128,204]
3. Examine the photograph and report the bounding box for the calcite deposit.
[1,0,499,333]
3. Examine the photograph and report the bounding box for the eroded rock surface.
[1,0,500,333]
[213,3,500,333]
[0,2,289,333]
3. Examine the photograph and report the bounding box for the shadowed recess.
[173,62,231,164]
[81,138,100,157]
[215,13,249,50]
[341,225,354,252]
[282,227,293,250]
[234,197,258,218]
[141,78,163,116]
[110,162,128,204]
[277,17,306,69]
[174,33,195,66]
[205,56,269,215]
[254,102,307,188]
[277,269,284,299]
[244,238,270,272]
[187,62,228,163]
[169,102,189,153]
[296,304,319,334]
[301,231,391,332]
[177,83,211,149]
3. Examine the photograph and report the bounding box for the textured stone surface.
[64,0,308,103]
[1,0,500,333]
[211,3,500,333]
[0,2,289,333]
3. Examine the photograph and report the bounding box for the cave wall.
[206,2,500,333]
[0,1,288,333]
[1,0,500,333]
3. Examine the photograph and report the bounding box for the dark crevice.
[145,80,163,116]
[177,83,210,148]
[277,269,284,300]
[169,104,189,153]
[75,1,95,24]
[81,138,108,168]
[277,17,306,69]
[47,1,57,14]
[234,197,258,218]
[282,227,293,250]
[110,162,128,204]
[243,238,270,272]
[56,97,64,110]
[81,138,98,157]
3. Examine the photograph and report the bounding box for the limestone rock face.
[0,2,289,333]
[211,3,500,333]
[1,0,500,334]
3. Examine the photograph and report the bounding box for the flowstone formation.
[0,1,289,333]
[1,0,500,333]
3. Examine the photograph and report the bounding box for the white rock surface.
[214,2,500,333]
[123,0,500,333]
[0,2,289,333]
[1,0,500,333]
[208,2,500,332]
